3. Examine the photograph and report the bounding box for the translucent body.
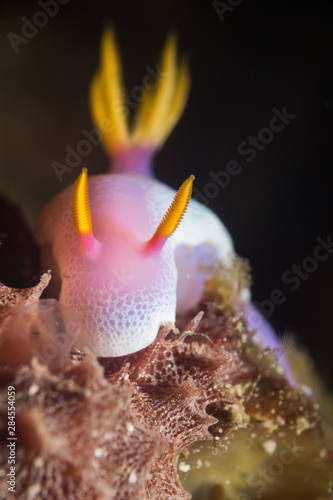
[0,299,80,370]
[35,174,234,357]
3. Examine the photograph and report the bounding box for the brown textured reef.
[0,276,332,499]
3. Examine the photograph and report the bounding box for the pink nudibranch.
[34,30,241,358]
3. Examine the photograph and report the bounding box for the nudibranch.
[34,30,238,357]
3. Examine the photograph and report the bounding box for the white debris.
[33,457,44,468]
[262,439,277,455]
[126,422,134,434]
[178,462,191,473]
[28,384,40,396]
[129,471,137,484]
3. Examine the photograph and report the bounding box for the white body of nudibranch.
[34,30,237,357]
[35,174,233,357]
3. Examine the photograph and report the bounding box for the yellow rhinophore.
[71,168,92,236]
[145,175,194,253]
[71,168,99,255]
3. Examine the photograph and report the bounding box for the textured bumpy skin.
[35,174,233,357]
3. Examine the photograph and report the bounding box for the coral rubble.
[0,279,332,499]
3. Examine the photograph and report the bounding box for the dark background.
[0,0,332,388]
